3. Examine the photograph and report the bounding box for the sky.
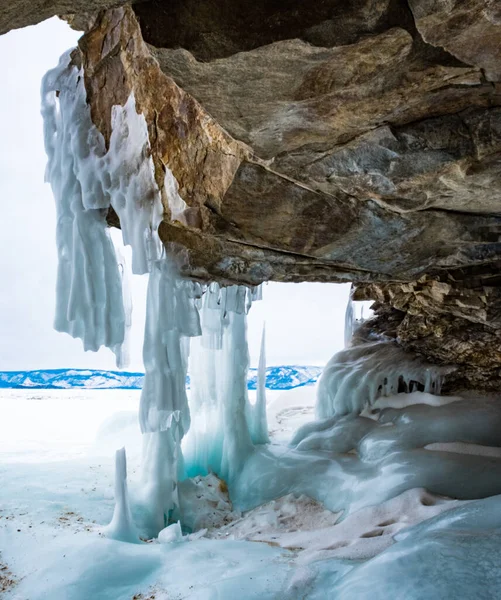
[0,18,350,372]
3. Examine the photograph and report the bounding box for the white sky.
[0,18,350,372]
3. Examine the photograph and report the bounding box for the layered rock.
[66,4,501,290]
[354,279,501,391]
[3,1,501,389]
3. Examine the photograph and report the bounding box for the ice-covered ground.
[3,388,501,599]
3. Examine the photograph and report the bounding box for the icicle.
[248,323,270,445]
[113,239,133,369]
[104,448,140,543]
[183,284,258,482]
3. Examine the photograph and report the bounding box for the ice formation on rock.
[183,283,259,482]
[104,447,140,543]
[343,285,372,348]
[316,341,454,419]
[41,51,126,364]
[41,50,167,364]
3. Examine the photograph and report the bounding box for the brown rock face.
[408,0,501,81]
[354,279,501,391]
[70,5,501,289]
[0,0,128,35]
[2,1,501,388]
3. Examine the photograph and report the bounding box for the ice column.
[184,284,260,482]
[139,259,202,534]
[344,287,355,348]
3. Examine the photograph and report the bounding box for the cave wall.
[2,0,501,389]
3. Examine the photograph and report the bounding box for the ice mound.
[232,393,501,519]
[316,341,454,419]
[331,494,501,599]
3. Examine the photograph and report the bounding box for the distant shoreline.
[0,366,322,391]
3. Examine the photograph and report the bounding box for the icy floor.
[2,388,501,599]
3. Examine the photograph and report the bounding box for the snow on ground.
[0,387,484,599]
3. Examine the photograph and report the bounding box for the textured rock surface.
[69,4,501,289]
[0,0,129,35]
[408,0,501,81]
[354,279,501,390]
[2,1,501,388]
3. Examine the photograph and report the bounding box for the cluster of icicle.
[41,50,270,537]
[137,269,267,534]
[41,50,171,366]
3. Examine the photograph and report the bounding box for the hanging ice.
[316,341,455,419]
[41,50,168,364]
[41,52,126,364]
[344,285,373,348]
[183,284,262,482]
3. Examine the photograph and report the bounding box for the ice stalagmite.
[344,287,355,348]
[139,259,202,534]
[247,324,270,445]
[104,447,140,543]
[184,284,259,482]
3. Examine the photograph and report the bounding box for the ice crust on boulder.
[316,341,453,419]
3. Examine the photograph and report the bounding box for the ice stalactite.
[139,259,202,535]
[41,50,165,365]
[112,237,133,368]
[344,285,372,348]
[183,284,260,482]
[316,341,454,419]
[104,447,140,543]
[41,51,126,365]
[247,324,270,445]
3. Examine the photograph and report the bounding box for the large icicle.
[316,341,455,419]
[184,284,259,482]
[139,258,202,535]
[41,50,166,363]
[41,52,126,363]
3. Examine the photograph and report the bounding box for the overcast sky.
[0,18,350,372]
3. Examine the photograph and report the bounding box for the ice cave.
[2,1,501,598]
